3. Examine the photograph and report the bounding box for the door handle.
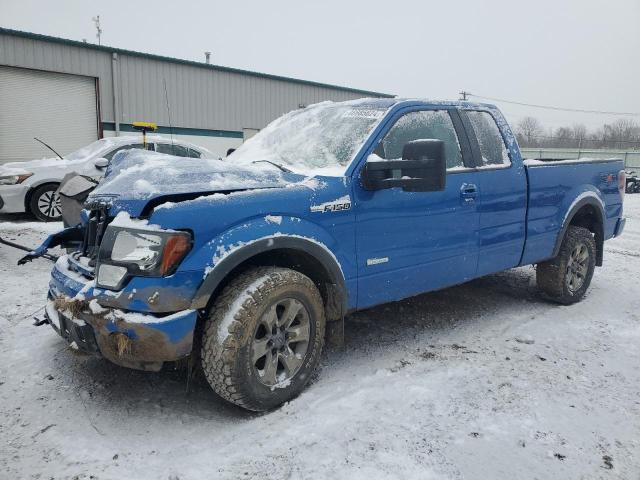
[460,183,478,202]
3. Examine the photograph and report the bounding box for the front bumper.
[0,184,29,213]
[47,256,199,371]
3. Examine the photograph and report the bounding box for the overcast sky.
[2,0,639,129]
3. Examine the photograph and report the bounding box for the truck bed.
[520,157,625,266]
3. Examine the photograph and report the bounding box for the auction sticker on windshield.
[341,109,385,120]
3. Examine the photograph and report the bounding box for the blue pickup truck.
[30,98,626,411]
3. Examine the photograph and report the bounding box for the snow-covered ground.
[0,198,639,480]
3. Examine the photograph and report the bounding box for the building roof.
[0,27,394,98]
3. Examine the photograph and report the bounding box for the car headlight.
[96,226,192,289]
[0,173,33,185]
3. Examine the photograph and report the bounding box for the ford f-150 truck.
[27,98,626,411]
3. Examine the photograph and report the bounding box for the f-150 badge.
[310,196,351,213]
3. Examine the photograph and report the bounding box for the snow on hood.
[88,150,302,202]
[0,137,126,174]
[0,156,86,174]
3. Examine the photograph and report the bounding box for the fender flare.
[191,235,347,316]
[552,194,605,265]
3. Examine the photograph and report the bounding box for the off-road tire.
[201,267,325,411]
[537,226,596,305]
[29,183,61,222]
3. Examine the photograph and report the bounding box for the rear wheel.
[201,267,325,411]
[29,184,61,222]
[537,226,596,304]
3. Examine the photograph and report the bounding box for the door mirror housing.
[94,158,109,169]
[362,139,446,192]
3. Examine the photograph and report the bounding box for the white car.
[0,136,211,221]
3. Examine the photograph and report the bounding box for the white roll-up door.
[0,66,98,163]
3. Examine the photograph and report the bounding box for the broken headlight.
[96,226,192,289]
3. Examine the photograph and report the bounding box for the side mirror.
[94,158,109,169]
[362,139,446,192]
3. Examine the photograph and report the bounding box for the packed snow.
[91,150,294,201]
[1,197,639,479]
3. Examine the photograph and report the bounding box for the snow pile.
[107,308,195,325]
[524,157,623,166]
[264,215,282,224]
[109,211,163,230]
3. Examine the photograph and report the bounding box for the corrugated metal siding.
[0,31,385,134]
[114,53,362,131]
[0,33,114,120]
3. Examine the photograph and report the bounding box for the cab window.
[465,111,510,167]
[376,110,464,170]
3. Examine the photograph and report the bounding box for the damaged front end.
[44,291,196,371]
[35,201,200,372]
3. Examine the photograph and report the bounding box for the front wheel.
[201,267,325,411]
[536,226,596,305]
[29,184,61,221]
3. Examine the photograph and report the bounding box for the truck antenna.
[162,78,175,147]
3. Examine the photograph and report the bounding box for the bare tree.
[571,124,587,148]
[553,127,573,148]
[602,119,640,149]
[515,117,544,147]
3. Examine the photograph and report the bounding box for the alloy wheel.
[565,242,589,293]
[250,298,311,387]
[37,190,62,220]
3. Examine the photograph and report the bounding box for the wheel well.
[24,182,60,213]
[203,248,344,323]
[568,204,604,266]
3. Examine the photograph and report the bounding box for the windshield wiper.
[34,137,63,160]
[251,160,292,173]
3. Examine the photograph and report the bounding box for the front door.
[353,108,481,309]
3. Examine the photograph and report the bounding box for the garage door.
[0,66,98,164]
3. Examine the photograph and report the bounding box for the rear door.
[460,109,527,275]
[353,107,481,308]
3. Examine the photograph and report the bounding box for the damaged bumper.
[46,255,198,371]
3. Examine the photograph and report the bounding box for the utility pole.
[92,15,102,45]
[459,91,470,101]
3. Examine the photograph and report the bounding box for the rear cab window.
[464,111,511,168]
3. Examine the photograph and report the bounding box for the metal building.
[0,28,391,163]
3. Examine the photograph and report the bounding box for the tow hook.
[33,316,49,327]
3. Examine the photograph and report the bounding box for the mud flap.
[326,316,345,348]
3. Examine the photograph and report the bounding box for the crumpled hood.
[87,150,305,216]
